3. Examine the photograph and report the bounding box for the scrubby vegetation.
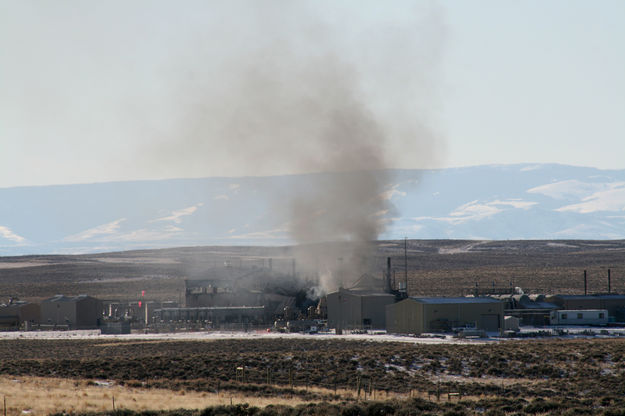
[46,395,625,416]
[4,338,625,414]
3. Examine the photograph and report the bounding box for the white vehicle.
[550,309,608,326]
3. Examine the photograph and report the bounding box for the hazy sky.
[1,0,624,188]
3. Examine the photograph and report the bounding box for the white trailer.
[549,309,608,326]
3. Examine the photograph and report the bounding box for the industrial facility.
[545,294,625,321]
[326,273,397,331]
[150,261,306,328]
[0,300,40,329]
[494,294,559,326]
[1,257,624,336]
[40,295,102,329]
[385,297,504,335]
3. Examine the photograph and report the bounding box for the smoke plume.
[146,2,446,292]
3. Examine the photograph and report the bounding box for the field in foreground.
[2,337,625,415]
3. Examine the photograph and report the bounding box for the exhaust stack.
[385,257,392,293]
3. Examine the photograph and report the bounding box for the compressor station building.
[385,297,504,335]
[326,271,398,331]
[0,301,40,328]
[40,294,102,329]
[326,288,395,330]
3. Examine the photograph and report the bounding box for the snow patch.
[152,203,204,223]
[414,199,537,225]
[64,219,126,242]
[556,183,625,213]
[527,180,613,200]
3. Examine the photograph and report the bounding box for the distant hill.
[1,163,625,255]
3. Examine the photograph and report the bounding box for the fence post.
[364,380,367,401]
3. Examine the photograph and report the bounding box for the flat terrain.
[1,337,625,415]
[1,240,625,302]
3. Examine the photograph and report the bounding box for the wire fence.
[215,366,466,402]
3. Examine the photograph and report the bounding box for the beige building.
[386,297,504,335]
[326,288,396,330]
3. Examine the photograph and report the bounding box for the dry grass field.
[1,337,625,414]
[0,376,337,415]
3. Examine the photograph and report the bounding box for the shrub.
[523,399,561,414]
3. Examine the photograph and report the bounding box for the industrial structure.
[40,295,102,329]
[150,263,303,327]
[326,288,395,331]
[0,300,40,329]
[156,305,265,325]
[495,294,559,326]
[386,297,504,335]
[326,267,401,331]
[545,294,625,321]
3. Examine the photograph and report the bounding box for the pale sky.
[1,0,624,188]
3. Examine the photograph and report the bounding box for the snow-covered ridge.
[1,164,625,255]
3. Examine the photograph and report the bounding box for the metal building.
[40,295,102,329]
[386,297,504,335]
[0,301,40,328]
[326,288,395,330]
[545,294,625,320]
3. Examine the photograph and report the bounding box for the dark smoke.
[147,2,446,292]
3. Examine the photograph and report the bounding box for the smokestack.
[584,270,587,295]
[386,257,392,293]
[608,268,611,294]
[404,238,408,295]
[292,258,296,278]
[268,258,272,271]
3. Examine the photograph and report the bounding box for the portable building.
[549,309,608,326]
[386,297,504,335]
[326,288,395,330]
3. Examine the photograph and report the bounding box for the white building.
[549,309,608,326]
